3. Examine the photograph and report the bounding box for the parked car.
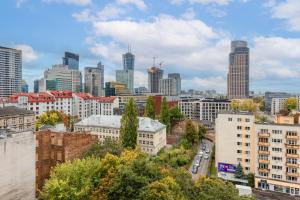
[192,165,198,174]
[202,145,206,150]
[205,149,210,154]
[194,159,200,166]
[198,151,204,156]
[204,154,209,160]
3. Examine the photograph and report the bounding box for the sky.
[0,0,300,93]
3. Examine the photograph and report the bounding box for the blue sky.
[1,0,300,93]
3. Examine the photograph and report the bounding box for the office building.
[0,106,35,131]
[62,51,79,70]
[116,69,134,94]
[36,130,97,192]
[43,64,82,92]
[135,87,148,95]
[123,50,135,70]
[21,80,29,93]
[159,78,177,96]
[0,46,22,97]
[105,82,131,97]
[84,62,104,97]
[227,40,250,99]
[74,115,167,155]
[148,67,163,93]
[34,80,39,93]
[271,96,300,115]
[265,92,291,112]
[0,130,35,199]
[168,73,181,95]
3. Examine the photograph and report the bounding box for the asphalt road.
[189,139,213,180]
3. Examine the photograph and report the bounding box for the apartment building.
[216,111,255,181]
[179,98,231,123]
[0,130,35,199]
[74,115,166,155]
[255,115,300,196]
[0,106,35,131]
[159,78,177,96]
[2,91,119,120]
[271,96,300,115]
[35,130,98,193]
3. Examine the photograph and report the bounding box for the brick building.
[35,130,98,193]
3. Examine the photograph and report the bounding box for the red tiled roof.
[74,93,93,100]
[8,92,55,103]
[49,90,73,98]
[92,97,116,103]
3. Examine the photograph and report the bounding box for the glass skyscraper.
[123,51,135,70]
[62,51,79,70]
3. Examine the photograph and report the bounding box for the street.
[189,139,214,180]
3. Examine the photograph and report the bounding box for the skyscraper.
[84,62,104,97]
[159,78,177,96]
[62,51,79,70]
[227,40,249,99]
[0,46,22,97]
[21,80,29,93]
[168,73,181,95]
[148,67,163,93]
[123,51,135,70]
[34,79,39,93]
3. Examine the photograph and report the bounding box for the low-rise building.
[271,96,300,115]
[35,130,98,193]
[74,115,167,155]
[0,130,35,199]
[0,106,35,131]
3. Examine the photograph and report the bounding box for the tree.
[247,173,255,188]
[84,138,123,158]
[120,98,139,149]
[40,157,102,200]
[234,163,245,179]
[230,100,240,111]
[185,120,197,144]
[198,125,206,141]
[145,96,156,119]
[169,106,184,126]
[284,97,297,112]
[35,111,61,131]
[160,97,170,133]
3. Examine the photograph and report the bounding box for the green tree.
[160,97,170,133]
[35,111,61,131]
[84,138,123,158]
[230,100,240,111]
[169,106,184,126]
[284,97,298,112]
[234,163,245,179]
[185,120,197,144]
[145,96,156,119]
[120,98,139,149]
[40,157,102,200]
[247,173,255,188]
[198,125,206,141]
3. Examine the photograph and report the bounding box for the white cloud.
[168,0,185,5]
[183,76,227,91]
[42,0,92,6]
[16,0,27,8]
[116,0,147,10]
[189,0,231,5]
[15,44,39,63]
[269,0,300,31]
[181,7,196,20]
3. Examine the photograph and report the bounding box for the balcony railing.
[258,132,270,137]
[258,150,270,155]
[286,163,299,168]
[258,142,270,146]
[258,159,270,164]
[258,168,270,173]
[286,153,299,159]
[286,172,299,177]
[285,144,300,150]
[286,135,299,140]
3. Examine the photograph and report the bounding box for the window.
[245,159,250,163]
[237,118,242,122]
[237,126,242,130]
[245,127,250,131]
[272,147,282,152]
[237,150,242,153]
[245,118,250,122]
[272,138,282,143]
[287,176,297,182]
[272,165,282,170]
[237,134,242,138]
[287,149,297,154]
[228,118,232,122]
[287,158,297,164]
[245,134,250,138]
[272,157,282,161]
[237,142,242,146]
[272,174,282,179]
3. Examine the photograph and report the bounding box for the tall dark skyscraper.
[123,50,135,70]
[0,46,22,97]
[62,51,79,70]
[227,40,249,99]
[148,67,163,93]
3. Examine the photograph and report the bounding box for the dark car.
[192,165,198,174]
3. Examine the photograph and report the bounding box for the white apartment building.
[74,115,166,155]
[271,96,300,115]
[179,98,231,123]
[159,78,177,96]
[216,111,255,181]
[216,112,300,196]
[2,91,118,120]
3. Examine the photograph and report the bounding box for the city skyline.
[1,0,300,92]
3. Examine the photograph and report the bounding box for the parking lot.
[189,139,213,180]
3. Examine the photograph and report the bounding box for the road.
[189,139,214,180]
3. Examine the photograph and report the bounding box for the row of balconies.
[257,132,300,140]
[258,159,299,168]
[257,168,299,177]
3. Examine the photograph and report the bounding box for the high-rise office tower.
[148,67,163,93]
[84,62,104,97]
[43,64,82,92]
[168,73,181,95]
[0,46,22,97]
[62,51,79,70]
[21,80,29,93]
[123,51,135,70]
[159,78,177,96]
[34,80,39,93]
[227,40,249,99]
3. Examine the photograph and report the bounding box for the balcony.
[258,159,270,164]
[258,132,270,138]
[285,144,300,150]
[286,153,299,159]
[286,163,299,168]
[258,168,270,173]
[258,142,270,146]
[258,150,270,155]
[286,135,299,140]
[286,172,299,177]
